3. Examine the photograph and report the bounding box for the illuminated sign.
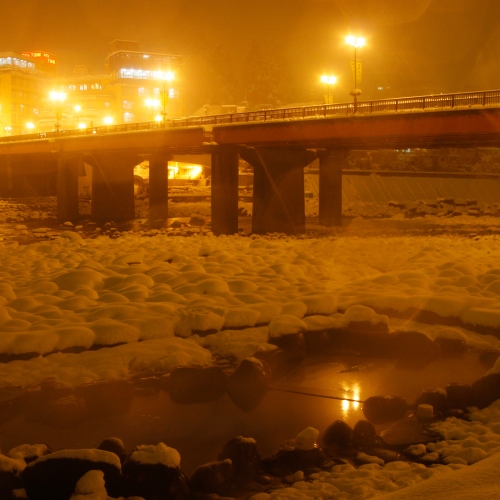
[21,51,56,65]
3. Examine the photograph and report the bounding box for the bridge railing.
[2,89,500,143]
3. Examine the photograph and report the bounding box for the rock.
[0,454,25,500]
[415,404,434,419]
[166,365,226,404]
[97,438,127,463]
[352,420,378,447]
[362,396,408,424]
[471,373,500,409]
[122,443,190,500]
[390,331,441,367]
[435,337,467,356]
[22,449,123,500]
[218,436,261,479]
[190,459,233,494]
[322,420,353,448]
[445,383,475,410]
[262,444,333,476]
[254,347,303,379]
[70,470,107,500]
[295,427,319,451]
[226,357,271,411]
[479,349,500,370]
[75,379,134,418]
[8,444,50,464]
[380,415,438,447]
[189,213,206,226]
[415,388,447,415]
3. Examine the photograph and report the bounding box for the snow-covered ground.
[2,195,500,498]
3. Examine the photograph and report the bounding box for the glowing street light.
[145,98,160,121]
[320,75,337,104]
[103,116,113,126]
[158,71,174,126]
[50,91,66,133]
[345,35,365,113]
[25,122,35,132]
[74,105,81,128]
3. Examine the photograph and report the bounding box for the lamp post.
[158,71,174,126]
[50,91,66,133]
[345,35,365,113]
[320,75,337,104]
[74,105,81,129]
[145,98,160,121]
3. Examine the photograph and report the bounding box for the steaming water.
[0,352,487,475]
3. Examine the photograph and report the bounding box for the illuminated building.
[0,51,53,135]
[0,40,183,135]
[107,40,183,122]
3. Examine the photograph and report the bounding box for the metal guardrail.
[2,89,500,144]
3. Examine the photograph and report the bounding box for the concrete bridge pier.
[241,147,316,234]
[89,153,139,221]
[211,147,239,235]
[3,155,57,197]
[148,153,171,221]
[318,149,348,226]
[57,154,82,222]
[0,156,12,196]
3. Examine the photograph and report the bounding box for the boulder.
[362,396,408,424]
[122,443,190,500]
[218,436,261,479]
[22,449,123,500]
[445,383,475,410]
[70,470,107,500]
[479,349,500,370]
[352,420,378,447]
[166,365,226,404]
[226,358,271,411]
[322,420,353,448]
[190,459,233,494]
[390,331,441,366]
[471,373,500,409]
[254,347,302,379]
[415,388,447,415]
[97,438,127,463]
[0,454,25,500]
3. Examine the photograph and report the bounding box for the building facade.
[0,40,183,136]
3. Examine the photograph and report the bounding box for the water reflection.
[340,384,361,419]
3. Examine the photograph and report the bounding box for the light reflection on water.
[340,384,361,419]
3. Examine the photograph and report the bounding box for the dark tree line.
[182,39,299,114]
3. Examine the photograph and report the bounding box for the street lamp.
[320,75,337,104]
[145,98,160,121]
[345,35,365,113]
[158,71,174,126]
[50,91,66,133]
[74,105,81,128]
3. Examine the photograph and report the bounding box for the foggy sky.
[1,0,500,102]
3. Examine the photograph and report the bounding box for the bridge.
[1,89,500,235]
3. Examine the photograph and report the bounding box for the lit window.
[124,112,134,122]
[138,87,145,96]
[104,102,111,108]
[79,84,87,90]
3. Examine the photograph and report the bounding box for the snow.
[3,205,500,497]
[129,442,181,468]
